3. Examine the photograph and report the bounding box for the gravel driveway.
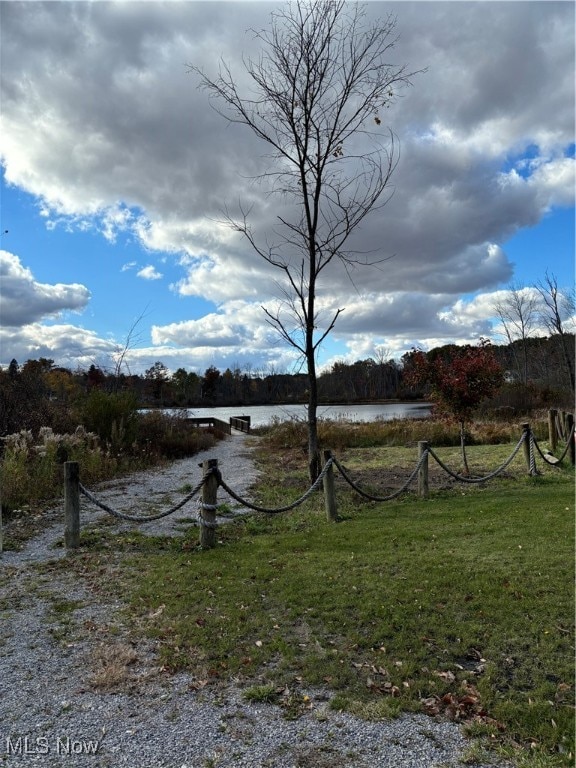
[1,434,512,767]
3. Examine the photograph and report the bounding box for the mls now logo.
[6,735,100,755]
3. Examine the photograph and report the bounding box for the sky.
[1,0,574,377]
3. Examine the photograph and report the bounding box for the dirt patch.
[332,465,457,495]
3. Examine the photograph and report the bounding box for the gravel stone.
[1,434,513,767]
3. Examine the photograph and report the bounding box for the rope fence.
[331,449,428,502]
[78,477,206,523]
[218,459,333,514]
[428,431,527,484]
[63,417,573,550]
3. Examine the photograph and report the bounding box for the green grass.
[54,425,573,767]
[104,439,575,768]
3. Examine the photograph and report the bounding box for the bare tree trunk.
[306,282,321,480]
[460,420,470,475]
[307,395,320,479]
[307,360,321,481]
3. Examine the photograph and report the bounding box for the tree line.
[0,332,573,438]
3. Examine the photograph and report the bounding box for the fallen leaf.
[434,670,456,683]
[148,604,165,619]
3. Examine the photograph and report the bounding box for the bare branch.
[112,305,151,383]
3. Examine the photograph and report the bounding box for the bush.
[478,382,573,417]
[0,415,220,518]
[257,415,534,453]
[80,390,139,451]
[133,412,217,459]
[0,427,117,515]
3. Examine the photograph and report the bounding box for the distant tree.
[535,271,575,393]
[86,364,106,390]
[7,359,19,379]
[145,361,170,404]
[22,357,54,377]
[0,364,20,435]
[145,361,169,381]
[0,358,53,434]
[172,367,194,405]
[221,368,242,402]
[202,366,221,401]
[112,307,149,385]
[45,367,78,405]
[405,340,504,473]
[192,0,418,479]
[495,285,538,384]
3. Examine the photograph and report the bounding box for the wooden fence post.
[64,461,80,549]
[567,413,575,467]
[200,458,218,549]
[322,449,338,522]
[548,409,558,452]
[418,441,429,498]
[521,423,532,474]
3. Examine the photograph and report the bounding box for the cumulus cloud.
[137,265,163,280]
[0,1,573,369]
[152,301,281,352]
[0,250,90,327]
[0,322,116,369]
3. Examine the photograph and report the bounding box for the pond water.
[173,402,431,428]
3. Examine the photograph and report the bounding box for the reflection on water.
[173,402,431,429]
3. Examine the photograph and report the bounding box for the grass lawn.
[78,439,574,767]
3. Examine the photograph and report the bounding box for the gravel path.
[1,434,512,768]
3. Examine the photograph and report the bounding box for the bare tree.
[191,0,417,478]
[494,285,538,384]
[111,306,150,390]
[535,271,575,392]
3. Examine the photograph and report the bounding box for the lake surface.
[177,402,431,428]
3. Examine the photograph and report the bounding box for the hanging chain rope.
[427,432,528,484]
[79,477,206,523]
[533,423,575,465]
[331,450,428,501]
[77,461,334,524]
[555,415,568,442]
[217,458,334,514]
[74,420,568,532]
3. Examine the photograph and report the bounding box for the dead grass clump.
[89,642,139,690]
